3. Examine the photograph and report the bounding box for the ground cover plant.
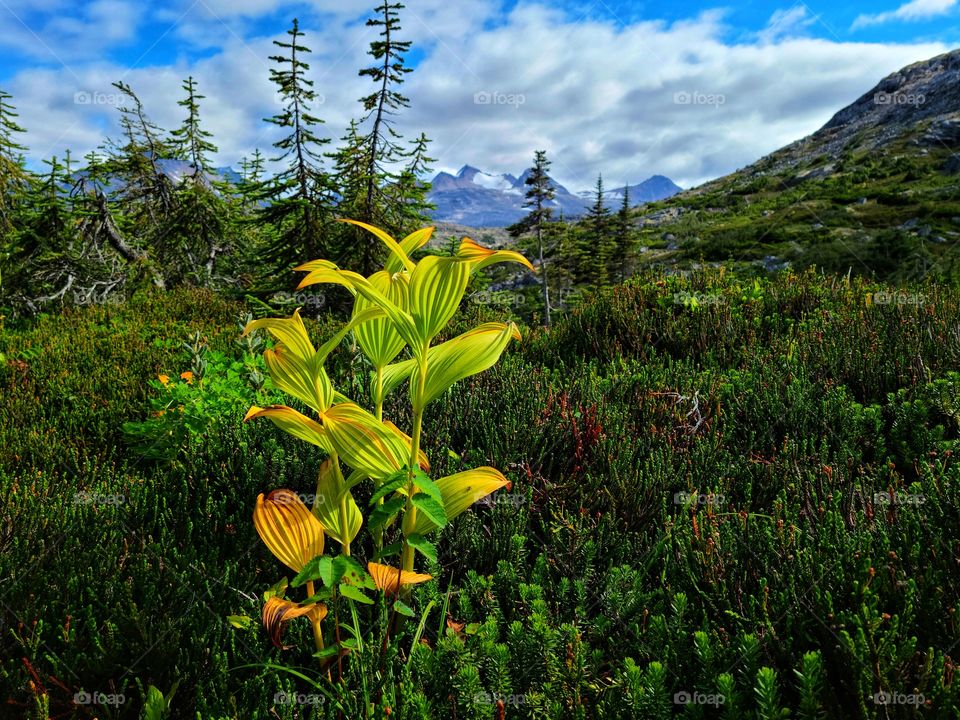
[1,261,958,718]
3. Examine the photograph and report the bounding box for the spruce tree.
[0,89,29,297]
[509,150,556,325]
[257,18,331,278]
[165,76,231,285]
[581,173,612,285]
[611,183,633,284]
[337,1,429,275]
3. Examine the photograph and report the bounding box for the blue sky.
[0,0,958,189]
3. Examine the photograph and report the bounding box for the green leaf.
[291,555,335,588]
[406,534,438,563]
[369,470,409,506]
[334,555,375,589]
[372,541,403,561]
[263,577,288,602]
[411,493,447,530]
[411,469,443,506]
[226,615,253,630]
[368,496,406,531]
[339,583,374,605]
[313,645,341,661]
[392,600,416,617]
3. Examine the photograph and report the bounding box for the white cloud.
[1,1,952,192]
[758,6,817,43]
[852,0,957,29]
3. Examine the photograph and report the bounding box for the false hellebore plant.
[244,220,533,664]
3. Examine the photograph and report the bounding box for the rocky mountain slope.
[628,48,960,282]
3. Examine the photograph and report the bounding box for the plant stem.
[400,356,429,588]
[373,365,385,552]
[306,581,326,656]
[332,456,351,556]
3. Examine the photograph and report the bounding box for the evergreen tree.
[509,150,556,325]
[335,1,429,275]
[610,183,633,283]
[170,76,217,177]
[580,173,612,284]
[256,18,332,278]
[164,76,231,286]
[0,89,29,297]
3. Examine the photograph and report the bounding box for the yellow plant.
[243,220,533,663]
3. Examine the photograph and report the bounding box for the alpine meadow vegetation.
[1,5,960,720]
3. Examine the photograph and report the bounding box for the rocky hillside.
[629,48,960,282]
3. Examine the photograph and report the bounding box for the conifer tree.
[581,173,612,285]
[334,1,432,275]
[0,89,29,297]
[610,183,633,284]
[256,18,331,278]
[509,150,555,324]
[171,76,217,177]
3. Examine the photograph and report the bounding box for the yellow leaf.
[253,489,325,573]
[312,458,363,547]
[243,309,315,362]
[338,219,415,273]
[262,596,327,648]
[457,237,535,273]
[322,403,412,481]
[412,467,510,535]
[385,226,435,274]
[367,562,432,596]
[354,271,410,368]
[244,405,331,453]
[408,255,471,345]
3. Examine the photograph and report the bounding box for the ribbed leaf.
[338,219,415,272]
[367,562,432,597]
[416,322,521,410]
[261,597,327,649]
[253,489,325,573]
[243,309,315,361]
[386,226,435,274]
[354,271,409,369]
[263,346,330,413]
[297,266,423,361]
[312,458,362,547]
[322,403,412,481]
[412,467,510,535]
[408,255,471,345]
[244,405,331,452]
[457,237,535,273]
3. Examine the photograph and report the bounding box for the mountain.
[427,165,681,227]
[579,176,684,205]
[629,48,960,282]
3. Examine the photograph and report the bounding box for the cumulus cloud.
[852,0,958,29]
[0,0,951,191]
